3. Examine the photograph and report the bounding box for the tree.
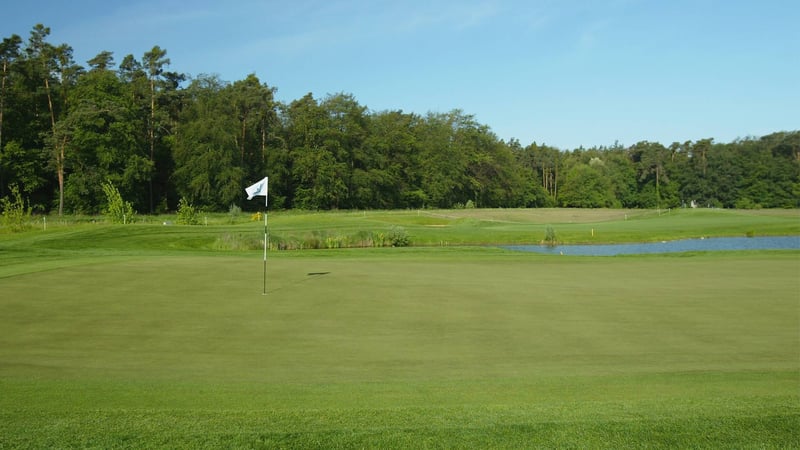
[57,66,150,213]
[231,74,262,166]
[416,111,473,208]
[1,25,799,214]
[680,139,714,206]
[513,143,548,207]
[0,35,22,155]
[518,142,560,206]
[364,110,422,208]
[25,25,64,213]
[87,50,115,71]
[0,34,22,197]
[283,93,347,209]
[320,93,368,208]
[24,25,82,215]
[630,141,678,209]
[142,46,170,212]
[603,144,637,207]
[172,75,244,209]
[291,145,345,209]
[558,162,616,208]
[228,74,280,199]
[0,141,47,202]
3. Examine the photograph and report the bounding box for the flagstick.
[263,203,268,296]
[245,176,269,295]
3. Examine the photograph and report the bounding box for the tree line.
[1,25,798,215]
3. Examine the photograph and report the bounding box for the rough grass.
[1,209,798,447]
[3,207,799,251]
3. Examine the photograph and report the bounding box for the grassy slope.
[1,209,798,447]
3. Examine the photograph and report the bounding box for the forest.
[1,25,798,215]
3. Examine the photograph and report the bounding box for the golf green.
[1,247,798,447]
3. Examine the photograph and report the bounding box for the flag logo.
[245,177,269,204]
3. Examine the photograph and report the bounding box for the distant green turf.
[1,209,798,447]
[3,207,798,253]
[267,207,800,246]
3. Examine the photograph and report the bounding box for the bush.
[101,181,135,224]
[388,226,410,247]
[544,225,557,246]
[735,198,762,209]
[0,184,32,232]
[177,197,199,225]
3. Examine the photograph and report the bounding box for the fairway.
[1,210,799,447]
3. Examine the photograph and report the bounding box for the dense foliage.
[0,25,797,214]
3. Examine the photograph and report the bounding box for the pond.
[503,236,800,256]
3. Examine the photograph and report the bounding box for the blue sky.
[3,0,798,149]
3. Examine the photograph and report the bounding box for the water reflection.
[504,236,800,256]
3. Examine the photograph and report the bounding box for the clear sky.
[3,0,798,149]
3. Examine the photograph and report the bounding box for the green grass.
[1,209,799,447]
[264,208,800,246]
[4,207,799,252]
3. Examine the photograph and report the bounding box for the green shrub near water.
[388,225,410,246]
[544,225,557,245]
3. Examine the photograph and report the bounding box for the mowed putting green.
[1,211,799,447]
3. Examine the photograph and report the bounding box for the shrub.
[101,180,135,224]
[177,197,199,225]
[735,198,761,209]
[388,226,410,247]
[544,225,557,246]
[0,184,32,232]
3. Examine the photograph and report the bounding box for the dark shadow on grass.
[265,272,331,294]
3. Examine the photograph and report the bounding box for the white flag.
[245,177,269,205]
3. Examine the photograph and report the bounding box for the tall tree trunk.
[554,165,558,202]
[542,166,546,193]
[45,78,56,131]
[149,77,155,213]
[43,76,66,216]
